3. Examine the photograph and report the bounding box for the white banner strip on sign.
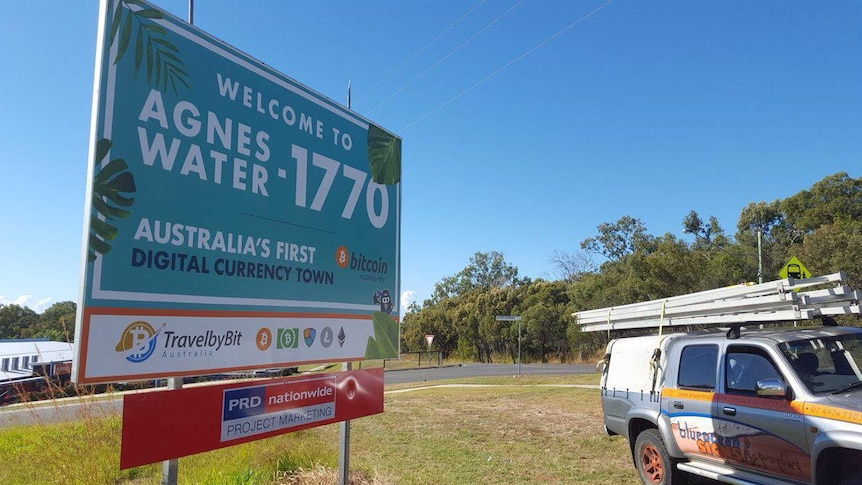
[221,402,335,442]
[83,314,372,381]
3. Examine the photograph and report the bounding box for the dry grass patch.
[274,465,387,485]
[347,378,635,484]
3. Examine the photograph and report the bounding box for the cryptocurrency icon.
[335,246,349,269]
[256,328,272,351]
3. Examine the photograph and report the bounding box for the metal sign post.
[337,83,353,485]
[337,362,352,485]
[161,3,194,484]
[160,378,182,485]
[495,316,522,376]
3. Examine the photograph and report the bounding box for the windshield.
[779,333,862,395]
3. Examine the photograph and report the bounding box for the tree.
[400,299,460,355]
[581,216,654,261]
[735,200,789,279]
[461,251,519,290]
[518,281,570,362]
[736,201,784,245]
[628,234,707,299]
[35,301,77,341]
[680,211,751,286]
[796,220,862,291]
[549,250,597,282]
[0,304,39,339]
[404,172,862,365]
[431,250,518,302]
[429,275,460,304]
[566,322,607,362]
[474,288,516,363]
[682,211,729,249]
[781,172,862,234]
[735,173,862,280]
[700,244,755,289]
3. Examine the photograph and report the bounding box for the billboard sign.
[74,0,401,384]
[120,368,384,468]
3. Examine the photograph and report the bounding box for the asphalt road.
[383,362,596,385]
[0,363,595,429]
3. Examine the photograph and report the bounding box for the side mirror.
[756,378,787,398]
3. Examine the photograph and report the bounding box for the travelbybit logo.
[115,321,164,363]
[159,329,243,359]
[162,329,243,351]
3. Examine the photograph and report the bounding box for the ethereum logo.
[337,327,346,347]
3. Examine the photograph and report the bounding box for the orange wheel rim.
[640,444,664,484]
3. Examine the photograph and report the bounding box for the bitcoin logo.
[115,321,160,363]
[277,328,299,349]
[335,245,349,268]
[256,328,272,351]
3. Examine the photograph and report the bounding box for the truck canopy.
[603,334,683,393]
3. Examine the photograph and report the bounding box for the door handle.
[673,401,684,409]
[723,407,736,416]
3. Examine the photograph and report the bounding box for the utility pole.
[757,230,763,284]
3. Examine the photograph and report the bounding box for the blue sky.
[1,0,860,313]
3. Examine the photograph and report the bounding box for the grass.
[0,373,635,484]
[349,375,632,485]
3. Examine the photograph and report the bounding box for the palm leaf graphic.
[367,123,401,185]
[88,139,136,262]
[364,312,399,359]
[108,0,190,94]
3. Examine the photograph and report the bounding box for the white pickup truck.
[577,273,862,485]
[601,326,862,485]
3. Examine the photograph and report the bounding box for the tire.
[634,428,678,485]
[838,454,862,485]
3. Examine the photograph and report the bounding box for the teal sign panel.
[74,0,401,383]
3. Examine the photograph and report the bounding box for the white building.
[0,339,73,382]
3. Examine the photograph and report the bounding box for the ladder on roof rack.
[573,272,861,333]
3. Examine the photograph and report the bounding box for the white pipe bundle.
[574,272,861,332]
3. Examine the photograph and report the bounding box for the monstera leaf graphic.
[89,139,136,262]
[367,123,401,185]
[108,0,190,94]
[364,312,399,359]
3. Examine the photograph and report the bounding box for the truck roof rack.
[574,272,861,333]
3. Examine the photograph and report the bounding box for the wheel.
[838,454,862,485]
[634,428,678,485]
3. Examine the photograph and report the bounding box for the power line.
[357,0,487,103]
[398,0,615,133]
[367,0,525,115]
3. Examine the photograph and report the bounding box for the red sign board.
[120,368,383,469]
